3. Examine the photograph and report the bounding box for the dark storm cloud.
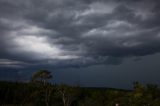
[0,0,160,69]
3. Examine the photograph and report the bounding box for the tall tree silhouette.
[32,70,53,106]
[31,70,52,85]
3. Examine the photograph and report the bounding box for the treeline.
[0,70,160,106]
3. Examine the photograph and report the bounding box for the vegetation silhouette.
[0,70,160,106]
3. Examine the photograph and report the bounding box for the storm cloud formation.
[0,0,160,69]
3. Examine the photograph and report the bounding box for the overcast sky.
[0,0,160,89]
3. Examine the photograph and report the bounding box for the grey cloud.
[0,59,31,68]
[0,0,160,69]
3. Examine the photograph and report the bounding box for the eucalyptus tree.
[58,84,80,106]
[31,70,53,106]
[31,70,52,85]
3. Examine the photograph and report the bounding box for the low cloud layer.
[0,0,160,69]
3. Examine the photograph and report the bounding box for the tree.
[31,70,53,106]
[31,70,52,85]
[130,82,146,105]
[58,84,80,106]
[133,82,145,98]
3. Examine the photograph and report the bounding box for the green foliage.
[58,84,81,106]
[31,70,52,85]
[0,73,160,106]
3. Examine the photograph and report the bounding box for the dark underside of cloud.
[0,0,160,69]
